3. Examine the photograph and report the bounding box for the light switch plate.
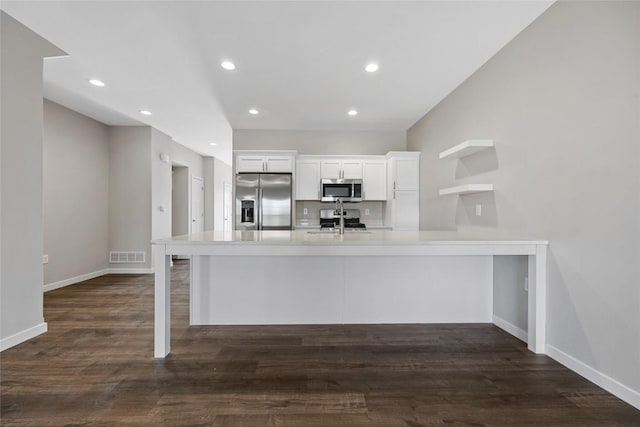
[475,204,482,217]
[303,208,308,215]
[364,209,370,216]
[43,254,49,264]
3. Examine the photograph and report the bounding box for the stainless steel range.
[319,209,367,231]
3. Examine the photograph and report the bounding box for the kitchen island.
[152,230,548,358]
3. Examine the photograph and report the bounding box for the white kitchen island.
[152,230,548,358]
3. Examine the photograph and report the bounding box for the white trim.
[0,322,48,352]
[107,267,154,274]
[546,344,640,410]
[492,315,528,343]
[44,268,154,293]
[44,269,110,292]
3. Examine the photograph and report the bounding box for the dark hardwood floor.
[1,260,638,426]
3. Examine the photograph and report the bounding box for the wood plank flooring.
[1,260,639,426]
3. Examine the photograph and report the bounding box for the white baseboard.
[44,268,154,293]
[0,322,48,352]
[44,269,111,292]
[546,344,640,410]
[108,267,153,274]
[492,315,528,343]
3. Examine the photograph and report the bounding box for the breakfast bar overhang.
[152,230,548,358]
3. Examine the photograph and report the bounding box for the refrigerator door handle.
[259,187,263,230]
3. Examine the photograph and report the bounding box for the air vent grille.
[109,251,146,264]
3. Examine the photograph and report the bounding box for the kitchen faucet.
[335,198,345,235]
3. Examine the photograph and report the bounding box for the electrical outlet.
[524,277,529,292]
[303,208,308,215]
[475,204,482,217]
[364,209,370,216]
[42,254,49,264]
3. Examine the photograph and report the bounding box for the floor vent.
[109,251,146,264]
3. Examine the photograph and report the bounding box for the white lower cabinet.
[389,190,419,230]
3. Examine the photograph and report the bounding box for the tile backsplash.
[296,201,384,227]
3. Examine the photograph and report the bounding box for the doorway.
[191,176,204,234]
[171,165,189,237]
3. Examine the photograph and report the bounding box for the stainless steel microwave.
[321,179,362,202]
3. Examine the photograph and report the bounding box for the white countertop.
[152,230,547,246]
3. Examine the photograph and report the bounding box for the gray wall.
[108,127,152,269]
[151,128,205,242]
[213,158,232,231]
[233,129,407,155]
[204,157,232,231]
[172,167,189,236]
[43,100,110,284]
[0,12,65,346]
[407,1,640,394]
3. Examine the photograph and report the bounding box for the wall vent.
[109,251,146,264]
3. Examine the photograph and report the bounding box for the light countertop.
[152,230,547,246]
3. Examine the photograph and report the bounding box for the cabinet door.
[362,161,386,200]
[320,160,341,179]
[393,190,419,230]
[341,160,363,179]
[265,156,293,172]
[295,160,320,200]
[237,155,265,172]
[393,158,419,190]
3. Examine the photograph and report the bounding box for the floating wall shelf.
[439,184,494,196]
[439,139,494,160]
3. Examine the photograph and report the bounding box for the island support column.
[154,245,171,358]
[528,244,547,354]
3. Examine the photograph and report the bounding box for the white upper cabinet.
[362,159,387,201]
[392,157,419,191]
[320,159,341,179]
[265,156,293,172]
[320,158,362,180]
[295,158,321,200]
[385,152,420,230]
[236,155,266,172]
[235,151,295,173]
[341,160,363,179]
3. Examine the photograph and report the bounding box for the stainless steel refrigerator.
[235,173,292,230]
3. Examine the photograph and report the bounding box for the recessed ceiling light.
[365,63,379,73]
[89,79,105,87]
[221,61,236,71]
[249,109,259,115]
[348,110,358,116]
[209,142,217,146]
[140,110,152,116]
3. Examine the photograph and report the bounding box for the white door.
[191,176,204,234]
[223,182,232,231]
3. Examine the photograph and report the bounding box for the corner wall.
[108,127,152,270]
[43,100,110,286]
[0,12,66,350]
[407,1,640,405]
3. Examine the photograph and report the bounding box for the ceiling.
[1,1,553,164]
